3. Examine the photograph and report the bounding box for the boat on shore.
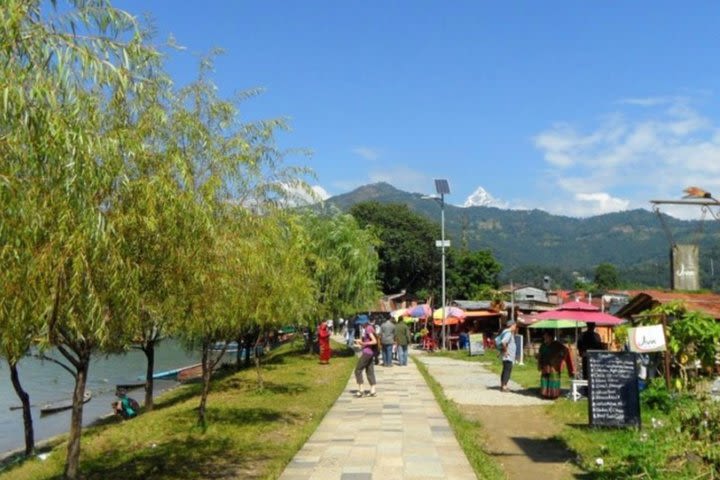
[148,363,203,381]
[40,391,92,416]
[115,382,146,391]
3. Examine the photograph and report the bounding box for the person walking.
[380,317,396,366]
[318,321,331,364]
[345,316,356,347]
[498,319,518,392]
[394,318,411,366]
[538,331,575,399]
[353,316,377,397]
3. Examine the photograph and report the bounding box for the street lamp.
[434,179,450,350]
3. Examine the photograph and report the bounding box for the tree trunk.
[254,337,264,389]
[197,342,211,428]
[9,361,34,456]
[64,354,89,480]
[142,341,155,411]
[235,333,243,370]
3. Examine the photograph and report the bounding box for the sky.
[112,1,720,219]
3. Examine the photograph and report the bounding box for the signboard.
[588,351,641,428]
[435,240,451,248]
[628,325,667,353]
[671,244,699,291]
[469,333,484,356]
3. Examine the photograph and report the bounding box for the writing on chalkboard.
[587,351,641,428]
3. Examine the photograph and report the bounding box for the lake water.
[0,340,199,455]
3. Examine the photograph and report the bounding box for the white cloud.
[351,146,380,161]
[532,96,720,218]
[311,185,330,200]
[617,96,681,107]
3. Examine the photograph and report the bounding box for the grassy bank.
[436,348,719,479]
[0,340,355,480]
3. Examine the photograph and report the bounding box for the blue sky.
[113,1,720,218]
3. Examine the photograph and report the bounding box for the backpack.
[495,331,506,350]
[127,398,140,416]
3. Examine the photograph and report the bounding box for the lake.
[0,340,200,455]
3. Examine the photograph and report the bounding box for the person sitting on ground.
[113,389,139,419]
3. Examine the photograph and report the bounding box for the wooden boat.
[211,341,239,354]
[115,382,146,391]
[40,391,92,415]
[176,364,204,383]
[150,363,202,381]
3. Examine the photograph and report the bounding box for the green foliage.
[594,263,619,290]
[640,377,674,413]
[447,249,502,299]
[349,201,441,295]
[298,210,380,319]
[676,395,720,470]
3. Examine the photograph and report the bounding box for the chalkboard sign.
[588,351,641,428]
[469,333,484,356]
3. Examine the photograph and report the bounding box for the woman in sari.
[318,321,331,364]
[538,331,575,399]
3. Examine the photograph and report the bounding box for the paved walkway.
[278,343,476,480]
[414,356,549,407]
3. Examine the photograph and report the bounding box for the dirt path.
[464,405,579,479]
[416,356,581,480]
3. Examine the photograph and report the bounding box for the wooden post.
[661,314,672,390]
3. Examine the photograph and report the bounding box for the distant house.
[613,290,720,321]
[514,286,548,303]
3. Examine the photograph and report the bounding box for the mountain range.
[326,182,720,289]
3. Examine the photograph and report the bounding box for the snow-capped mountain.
[463,186,497,207]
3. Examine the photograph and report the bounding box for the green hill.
[326,182,720,289]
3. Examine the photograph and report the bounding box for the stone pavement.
[278,344,477,480]
[414,356,550,407]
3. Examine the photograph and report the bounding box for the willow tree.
[165,54,314,425]
[300,210,381,320]
[0,1,159,477]
[230,210,316,385]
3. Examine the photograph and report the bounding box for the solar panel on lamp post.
[434,179,450,350]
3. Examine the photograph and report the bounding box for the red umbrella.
[535,301,623,325]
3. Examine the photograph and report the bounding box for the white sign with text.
[628,324,667,353]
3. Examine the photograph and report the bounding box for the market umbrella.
[432,316,464,326]
[529,319,587,329]
[390,308,406,319]
[534,301,623,325]
[432,306,466,320]
[405,304,432,319]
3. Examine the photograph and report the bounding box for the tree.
[300,210,380,320]
[1,2,158,477]
[165,53,314,425]
[594,263,620,291]
[349,201,441,296]
[446,249,502,300]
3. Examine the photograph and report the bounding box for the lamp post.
[434,179,450,350]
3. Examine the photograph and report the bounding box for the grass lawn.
[0,339,356,480]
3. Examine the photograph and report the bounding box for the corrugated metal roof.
[614,290,720,319]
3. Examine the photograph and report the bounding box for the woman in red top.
[318,321,331,364]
